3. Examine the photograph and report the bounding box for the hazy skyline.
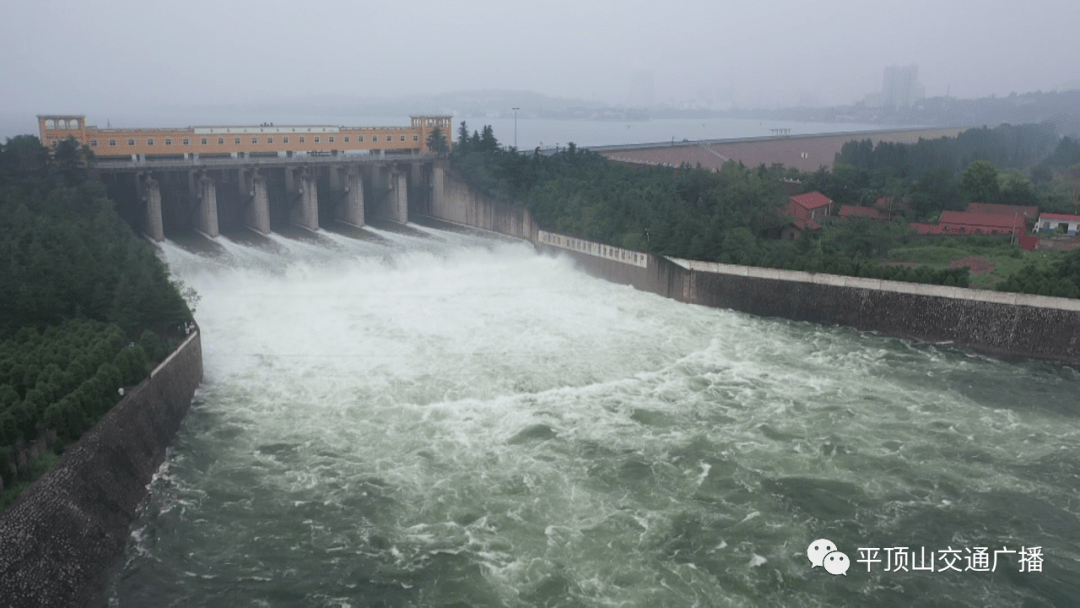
[3,0,1078,117]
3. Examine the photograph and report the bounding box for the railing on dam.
[667,258,1080,312]
[537,230,648,268]
[94,151,437,172]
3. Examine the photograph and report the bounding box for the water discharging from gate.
[104,225,1080,606]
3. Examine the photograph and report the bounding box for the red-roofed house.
[909,222,946,235]
[937,211,1026,235]
[967,203,1039,218]
[872,196,909,216]
[780,191,832,240]
[839,205,888,221]
[1036,213,1080,235]
[789,192,834,221]
[780,218,821,240]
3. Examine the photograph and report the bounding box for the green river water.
[102,226,1080,607]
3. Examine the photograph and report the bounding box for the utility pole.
[512,107,519,150]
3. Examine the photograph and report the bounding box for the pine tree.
[456,121,471,154]
[426,127,449,156]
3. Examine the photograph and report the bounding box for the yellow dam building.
[38,114,457,240]
[37,114,454,160]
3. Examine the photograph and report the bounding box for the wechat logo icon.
[807,539,850,576]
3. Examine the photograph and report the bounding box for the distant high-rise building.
[882,65,922,109]
[628,70,655,108]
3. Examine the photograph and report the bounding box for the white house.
[1036,213,1080,236]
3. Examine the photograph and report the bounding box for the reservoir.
[103,225,1079,606]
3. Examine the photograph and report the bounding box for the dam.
[98,221,1080,606]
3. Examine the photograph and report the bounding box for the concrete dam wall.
[429,171,1080,365]
[671,259,1080,365]
[433,168,538,241]
[0,331,204,607]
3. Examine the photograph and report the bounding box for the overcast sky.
[3,0,1078,117]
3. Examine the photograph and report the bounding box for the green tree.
[479,125,499,152]
[961,160,1001,202]
[1058,164,1080,213]
[0,135,50,176]
[53,136,92,184]
[426,127,449,156]
[456,121,471,153]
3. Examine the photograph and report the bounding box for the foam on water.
[102,228,1080,607]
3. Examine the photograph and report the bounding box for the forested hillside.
[0,135,193,504]
[450,121,1080,293]
[811,124,1079,216]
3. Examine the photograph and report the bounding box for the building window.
[201,137,208,145]
[267,136,274,143]
[90,139,98,147]
[283,136,289,143]
[252,137,258,144]
[70,120,79,129]
[147,138,155,146]
[235,137,241,144]
[300,136,306,143]
[182,138,190,145]
[128,139,135,146]
[45,119,55,129]
[329,136,335,143]
[359,135,364,142]
[400,135,406,142]
[219,137,225,144]
[413,135,419,141]
[315,136,320,143]
[165,138,172,146]
[372,135,378,142]
[344,136,350,142]
[109,139,116,146]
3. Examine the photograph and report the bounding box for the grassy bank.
[886,237,1067,289]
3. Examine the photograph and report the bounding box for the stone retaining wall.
[671,259,1080,365]
[0,330,203,607]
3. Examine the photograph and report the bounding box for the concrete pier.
[96,154,436,237]
[246,175,271,234]
[432,165,445,215]
[337,167,364,227]
[139,176,164,242]
[291,171,319,231]
[388,168,408,224]
[195,174,219,237]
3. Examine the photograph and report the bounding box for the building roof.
[790,191,833,210]
[839,205,888,220]
[873,196,909,212]
[909,222,946,235]
[967,202,1039,217]
[789,218,822,231]
[1039,212,1080,221]
[938,211,1026,230]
